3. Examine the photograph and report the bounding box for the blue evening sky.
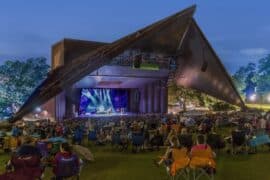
[0,0,269,73]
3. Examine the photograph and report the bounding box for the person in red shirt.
[55,123,63,137]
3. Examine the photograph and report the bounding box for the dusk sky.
[0,0,269,73]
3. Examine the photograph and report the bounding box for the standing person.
[73,125,83,145]
[252,115,258,130]
[258,116,267,134]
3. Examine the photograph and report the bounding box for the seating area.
[0,110,270,179]
[1,141,270,180]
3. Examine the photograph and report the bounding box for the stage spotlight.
[267,94,270,102]
[249,94,257,102]
[35,107,42,113]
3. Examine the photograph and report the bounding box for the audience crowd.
[0,110,270,179]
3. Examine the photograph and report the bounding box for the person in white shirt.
[258,116,267,133]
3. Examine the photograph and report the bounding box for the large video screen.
[79,88,128,116]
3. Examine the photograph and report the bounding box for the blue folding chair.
[54,155,80,180]
[36,141,49,158]
[249,134,270,153]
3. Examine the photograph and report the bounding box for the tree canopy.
[232,54,270,103]
[0,57,50,118]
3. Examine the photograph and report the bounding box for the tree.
[257,54,270,95]
[232,62,257,100]
[168,83,207,111]
[0,57,50,118]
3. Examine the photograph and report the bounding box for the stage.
[78,112,137,118]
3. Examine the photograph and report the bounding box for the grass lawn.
[1,144,270,180]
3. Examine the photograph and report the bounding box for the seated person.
[156,137,189,176]
[157,137,179,167]
[165,129,178,146]
[53,142,80,179]
[149,130,163,150]
[119,129,129,148]
[4,136,43,180]
[190,135,216,173]
[16,136,41,157]
[131,121,141,134]
[55,123,63,137]
[96,130,107,145]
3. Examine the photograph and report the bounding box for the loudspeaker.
[133,54,142,68]
[201,61,208,72]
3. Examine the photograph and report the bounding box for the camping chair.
[249,133,270,153]
[207,134,225,151]
[189,147,216,180]
[36,141,49,158]
[54,155,80,180]
[169,148,190,180]
[231,130,247,154]
[10,154,44,180]
[178,134,193,150]
[131,133,144,153]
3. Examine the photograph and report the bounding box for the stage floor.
[79,112,137,118]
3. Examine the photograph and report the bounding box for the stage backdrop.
[79,88,128,116]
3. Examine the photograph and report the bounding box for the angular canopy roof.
[10,5,244,122]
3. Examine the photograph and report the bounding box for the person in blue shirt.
[73,126,83,145]
[11,125,20,137]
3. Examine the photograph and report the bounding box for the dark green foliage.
[0,57,50,118]
[257,54,270,94]
[210,101,236,111]
[168,82,217,110]
[233,54,270,102]
[232,62,257,97]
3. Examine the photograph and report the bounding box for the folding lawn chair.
[169,148,190,180]
[207,133,225,151]
[36,141,49,158]
[54,155,80,180]
[231,130,247,154]
[189,147,216,180]
[249,133,270,152]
